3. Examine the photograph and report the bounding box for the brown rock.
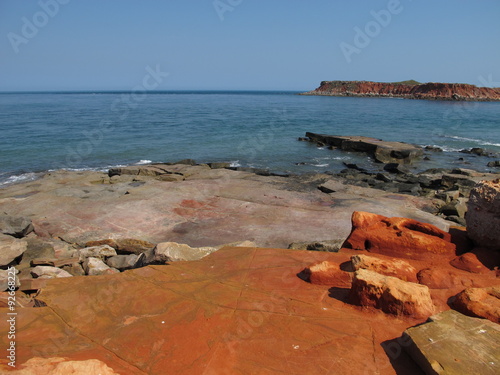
[452,287,500,323]
[0,214,34,238]
[343,211,456,260]
[466,179,500,250]
[0,234,28,267]
[350,269,435,319]
[299,260,351,286]
[85,238,155,255]
[351,254,418,282]
[450,252,490,274]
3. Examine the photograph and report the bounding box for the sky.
[1,0,499,91]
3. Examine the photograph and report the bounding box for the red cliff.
[302,80,500,101]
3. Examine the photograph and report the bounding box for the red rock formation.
[303,81,500,101]
[450,252,491,274]
[452,287,500,324]
[342,211,456,261]
[299,260,351,286]
[351,254,418,282]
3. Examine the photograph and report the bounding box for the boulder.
[84,238,155,255]
[403,310,500,375]
[417,268,475,290]
[0,214,34,238]
[31,266,73,279]
[0,234,28,267]
[439,197,468,218]
[106,254,142,271]
[350,269,434,319]
[452,286,500,323]
[61,262,86,276]
[77,245,117,262]
[0,268,20,291]
[151,242,217,263]
[19,237,56,267]
[342,211,456,261]
[450,252,490,274]
[83,257,119,276]
[466,179,500,250]
[299,260,351,286]
[8,357,119,374]
[350,254,418,282]
[288,239,343,252]
[487,160,500,168]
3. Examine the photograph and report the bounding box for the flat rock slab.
[0,168,448,248]
[0,247,423,374]
[305,132,423,164]
[403,309,500,375]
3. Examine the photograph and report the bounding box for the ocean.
[1,91,499,186]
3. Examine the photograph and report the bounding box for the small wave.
[0,172,39,186]
[135,160,152,165]
[229,160,241,167]
[443,135,500,147]
[421,144,463,152]
[312,163,329,167]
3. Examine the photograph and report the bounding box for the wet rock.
[0,234,28,267]
[452,286,500,323]
[77,245,117,262]
[439,197,467,218]
[299,260,351,286]
[403,310,500,375]
[460,147,490,156]
[297,137,309,141]
[288,239,343,252]
[383,163,410,174]
[424,146,443,152]
[487,160,500,168]
[375,173,392,182]
[83,257,119,276]
[342,211,456,261]
[106,254,142,271]
[450,252,490,274]
[85,238,155,255]
[0,268,20,291]
[0,214,34,238]
[207,162,231,169]
[466,179,500,250]
[350,254,417,282]
[31,266,73,279]
[350,269,434,319]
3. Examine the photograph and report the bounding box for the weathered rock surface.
[0,247,426,374]
[0,234,28,267]
[0,214,34,238]
[7,357,119,374]
[303,80,500,101]
[449,252,491,274]
[77,245,117,262]
[0,168,454,249]
[305,132,423,164]
[403,310,500,375]
[452,286,500,323]
[466,179,500,250]
[149,242,218,263]
[351,254,418,282]
[350,269,435,319]
[84,238,155,255]
[106,254,142,271]
[82,257,118,276]
[342,211,456,261]
[30,266,73,279]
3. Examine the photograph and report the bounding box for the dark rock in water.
[424,145,443,152]
[0,214,34,238]
[167,159,196,165]
[297,137,309,142]
[375,173,392,182]
[487,160,500,167]
[459,147,493,157]
[295,162,307,165]
[207,162,231,169]
[342,162,367,172]
[423,156,431,161]
[305,133,423,164]
[383,163,410,174]
[403,310,500,375]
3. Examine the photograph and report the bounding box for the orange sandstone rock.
[351,254,418,282]
[452,286,500,324]
[299,260,352,286]
[343,211,456,260]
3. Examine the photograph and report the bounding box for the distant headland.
[301,80,500,101]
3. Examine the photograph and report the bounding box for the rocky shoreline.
[301,80,500,101]
[0,160,499,374]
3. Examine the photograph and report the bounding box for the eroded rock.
[77,245,117,262]
[83,257,119,276]
[31,266,73,279]
[350,269,434,319]
[299,260,351,286]
[0,234,28,267]
[350,254,418,282]
[0,214,33,238]
[452,286,500,323]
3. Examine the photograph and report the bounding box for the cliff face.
[303,81,500,101]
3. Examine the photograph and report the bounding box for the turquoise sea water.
[0,91,499,185]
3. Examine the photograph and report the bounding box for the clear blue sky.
[1,0,499,91]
